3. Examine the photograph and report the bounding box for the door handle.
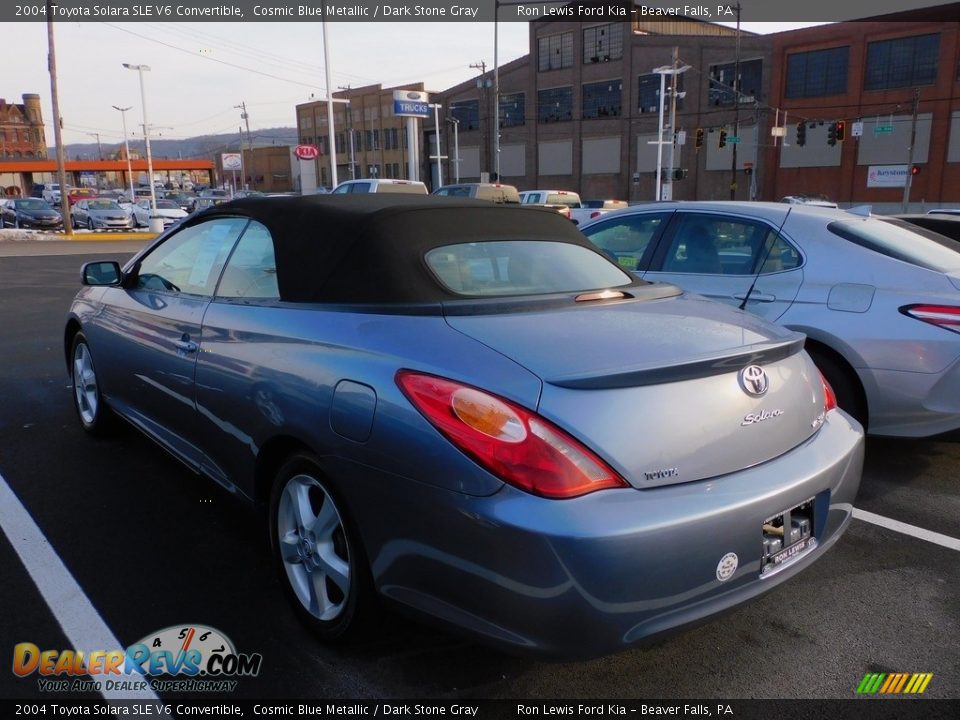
[733,292,776,303]
[174,336,199,353]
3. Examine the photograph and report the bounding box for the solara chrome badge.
[739,365,769,397]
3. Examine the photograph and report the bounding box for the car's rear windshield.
[425,240,633,297]
[546,194,580,208]
[827,219,960,273]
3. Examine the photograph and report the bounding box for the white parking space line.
[0,471,163,703]
[853,508,960,552]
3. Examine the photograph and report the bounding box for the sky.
[0,19,827,150]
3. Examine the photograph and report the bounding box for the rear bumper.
[352,411,864,659]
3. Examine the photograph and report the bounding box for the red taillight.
[820,372,838,413]
[590,211,601,219]
[396,371,627,499]
[900,304,960,334]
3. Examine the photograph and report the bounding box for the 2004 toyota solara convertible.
[65,195,864,659]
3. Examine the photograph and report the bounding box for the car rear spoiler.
[546,334,807,390]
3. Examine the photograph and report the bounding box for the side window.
[660,214,796,276]
[216,221,279,300]
[584,213,668,271]
[331,184,351,194]
[135,217,247,296]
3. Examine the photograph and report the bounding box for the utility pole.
[901,88,920,212]
[338,86,356,180]
[234,101,254,189]
[470,61,488,177]
[321,7,338,188]
[667,47,680,199]
[46,0,71,234]
[87,132,103,190]
[730,1,741,201]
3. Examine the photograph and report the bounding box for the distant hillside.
[52,126,298,161]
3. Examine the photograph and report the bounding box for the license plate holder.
[761,498,816,576]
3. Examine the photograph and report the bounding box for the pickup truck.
[519,190,627,224]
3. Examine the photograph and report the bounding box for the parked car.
[519,189,581,220]
[164,192,196,213]
[65,195,862,659]
[572,199,629,225]
[927,208,960,216]
[0,197,63,230]
[67,188,98,206]
[780,195,839,208]
[233,190,265,199]
[71,199,136,231]
[433,183,520,204]
[41,183,62,204]
[888,213,960,245]
[131,199,188,229]
[581,201,960,437]
[331,179,428,194]
[190,197,230,213]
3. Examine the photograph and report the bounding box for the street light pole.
[123,63,157,215]
[86,132,103,190]
[321,10,338,188]
[430,103,444,189]
[448,117,460,183]
[234,101,255,190]
[112,105,136,202]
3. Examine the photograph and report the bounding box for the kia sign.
[295,144,319,160]
[393,90,431,118]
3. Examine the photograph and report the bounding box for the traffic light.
[696,128,704,149]
[796,120,807,147]
[827,122,838,146]
[836,121,845,142]
[719,129,728,148]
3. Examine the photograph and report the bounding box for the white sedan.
[131,199,188,229]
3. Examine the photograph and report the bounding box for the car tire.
[69,332,116,436]
[807,346,868,430]
[268,453,377,643]
[87,218,95,231]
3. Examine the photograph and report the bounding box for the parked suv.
[332,179,428,194]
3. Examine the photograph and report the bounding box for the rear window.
[546,193,580,208]
[828,219,960,273]
[425,241,633,297]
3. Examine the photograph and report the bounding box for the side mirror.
[81,261,122,286]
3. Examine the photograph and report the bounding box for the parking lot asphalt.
[0,243,957,702]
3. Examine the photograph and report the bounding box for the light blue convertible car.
[65,195,863,658]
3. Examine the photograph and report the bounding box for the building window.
[865,33,940,90]
[709,58,763,106]
[583,24,623,64]
[451,100,480,131]
[637,73,685,113]
[336,132,345,154]
[538,32,573,72]
[582,80,622,119]
[538,87,574,123]
[372,129,380,150]
[785,47,849,98]
[499,93,525,127]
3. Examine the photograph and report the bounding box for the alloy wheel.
[276,473,351,621]
[72,341,99,425]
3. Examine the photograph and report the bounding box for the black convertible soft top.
[195,194,619,304]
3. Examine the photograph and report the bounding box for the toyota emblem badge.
[739,365,769,397]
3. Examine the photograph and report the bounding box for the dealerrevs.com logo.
[13,624,262,694]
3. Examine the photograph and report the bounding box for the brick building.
[296,83,425,190]
[0,94,46,160]
[763,7,960,209]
